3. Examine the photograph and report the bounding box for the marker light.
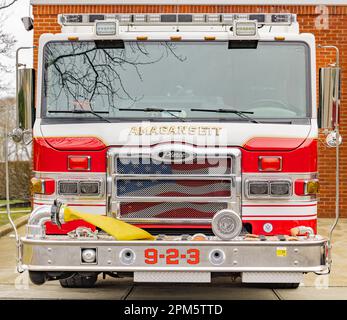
[295,179,319,196]
[234,20,257,36]
[95,21,118,35]
[31,178,55,195]
[259,156,282,172]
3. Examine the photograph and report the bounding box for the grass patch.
[0,200,27,206]
[0,208,30,227]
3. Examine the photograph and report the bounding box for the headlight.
[58,181,78,195]
[80,181,100,195]
[58,180,102,196]
[248,181,269,196]
[246,179,292,198]
[270,181,291,196]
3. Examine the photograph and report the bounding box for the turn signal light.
[31,178,55,195]
[295,179,319,195]
[68,156,90,171]
[259,156,282,171]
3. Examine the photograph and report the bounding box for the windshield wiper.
[118,107,186,122]
[191,108,259,123]
[48,110,111,123]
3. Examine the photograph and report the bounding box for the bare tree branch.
[0,0,18,10]
[0,14,16,91]
[44,41,187,116]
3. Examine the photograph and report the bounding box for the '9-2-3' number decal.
[144,248,200,265]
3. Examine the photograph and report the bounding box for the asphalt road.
[1,219,347,300]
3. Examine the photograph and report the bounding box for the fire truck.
[10,11,341,288]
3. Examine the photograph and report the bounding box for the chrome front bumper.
[20,235,329,274]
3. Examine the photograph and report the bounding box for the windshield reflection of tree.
[44,42,187,114]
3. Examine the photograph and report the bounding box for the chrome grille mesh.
[108,146,241,225]
[116,179,231,197]
[120,202,228,219]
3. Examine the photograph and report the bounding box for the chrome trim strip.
[114,197,232,202]
[113,174,237,179]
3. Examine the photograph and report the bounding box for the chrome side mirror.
[17,67,35,130]
[318,66,341,129]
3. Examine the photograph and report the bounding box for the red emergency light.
[68,156,91,171]
[258,156,282,172]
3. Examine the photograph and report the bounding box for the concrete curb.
[0,215,29,238]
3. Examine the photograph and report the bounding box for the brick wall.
[32,4,347,218]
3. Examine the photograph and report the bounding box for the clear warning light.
[95,21,118,35]
[234,20,257,36]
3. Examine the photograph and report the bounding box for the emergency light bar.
[58,13,295,27]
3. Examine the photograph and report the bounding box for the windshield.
[42,40,310,121]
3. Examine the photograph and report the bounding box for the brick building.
[30,0,347,218]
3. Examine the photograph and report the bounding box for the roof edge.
[30,0,347,6]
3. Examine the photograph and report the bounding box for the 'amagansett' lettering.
[130,125,222,136]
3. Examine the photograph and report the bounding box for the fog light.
[81,248,97,264]
[119,248,136,265]
[212,209,242,240]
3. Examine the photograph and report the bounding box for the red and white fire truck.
[11,12,341,288]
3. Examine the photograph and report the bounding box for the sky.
[1,0,33,97]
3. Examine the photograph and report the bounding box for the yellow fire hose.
[62,205,155,241]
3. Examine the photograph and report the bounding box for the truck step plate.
[242,272,303,283]
[134,271,211,283]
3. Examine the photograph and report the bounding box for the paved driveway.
[0,219,346,300]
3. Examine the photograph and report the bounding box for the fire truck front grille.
[116,179,232,198]
[116,158,231,175]
[108,146,241,225]
[120,202,228,219]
